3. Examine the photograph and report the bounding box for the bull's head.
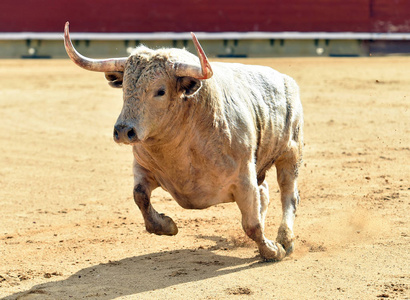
[64,22,213,144]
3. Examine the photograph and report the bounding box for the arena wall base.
[0,36,408,59]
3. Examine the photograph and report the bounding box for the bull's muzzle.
[113,124,138,144]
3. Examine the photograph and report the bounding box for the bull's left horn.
[173,32,213,80]
[64,22,127,72]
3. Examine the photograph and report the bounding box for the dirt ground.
[0,57,409,300]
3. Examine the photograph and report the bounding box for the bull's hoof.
[146,214,178,236]
[276,224,295,255]
[258,240,286,262]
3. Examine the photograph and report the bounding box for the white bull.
[64,22,303,261]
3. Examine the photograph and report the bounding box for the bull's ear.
[105,71,123,88]
[177,77,202,96]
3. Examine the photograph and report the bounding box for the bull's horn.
[64,22,127,72]
[173,32,213,80]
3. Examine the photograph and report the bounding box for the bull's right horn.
[64,22,127,72]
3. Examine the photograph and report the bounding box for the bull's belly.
[156,176,236,209]
[174,191,235,209]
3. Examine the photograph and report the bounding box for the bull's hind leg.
[133,160,178,236]
[275,144,302,255]
[259,181,270,231]
[235,164,286,261]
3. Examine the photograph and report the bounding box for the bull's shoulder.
[210,62,297,100]
[211,61,285,79]
[208,62,296,108]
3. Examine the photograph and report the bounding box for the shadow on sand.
[4,236,267,299]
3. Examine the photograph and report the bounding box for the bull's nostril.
[113,128,120,141]
[127,128,136,140]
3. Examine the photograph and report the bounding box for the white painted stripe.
[1,32,410,41]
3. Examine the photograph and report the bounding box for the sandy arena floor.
[0,57,409,299]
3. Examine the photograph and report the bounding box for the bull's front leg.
[234,164,286,261]
[133,160,178,236]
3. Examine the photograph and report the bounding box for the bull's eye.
[156,89,166,97]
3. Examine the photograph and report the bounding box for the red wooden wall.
[1,0,409,33]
